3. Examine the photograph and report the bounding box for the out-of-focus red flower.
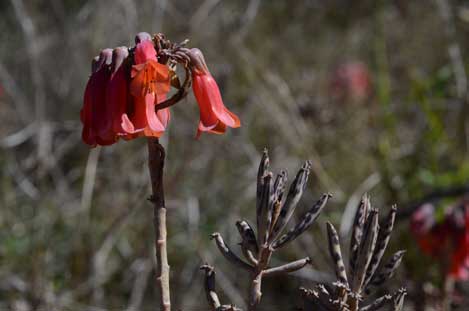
[411,199,469,281]
[330,62,372,102]
[449,207,469,280]
[187,48,240,138]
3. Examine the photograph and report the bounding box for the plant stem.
[248,245,272,311]
[147,138,171,311]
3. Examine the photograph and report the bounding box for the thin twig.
[155,66,192,111]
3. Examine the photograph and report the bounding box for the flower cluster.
[411,198,469,280]
[80,32,240,146]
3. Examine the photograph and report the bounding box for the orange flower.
[188,48,240,138]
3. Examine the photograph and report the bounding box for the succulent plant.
[205,149,331,310]
[301,195,406,311]
[201,152,406,311]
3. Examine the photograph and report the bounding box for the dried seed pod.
[272,193,330,249]
[210,233,254,272]
[363,205,397,288]
[273,170,288,203]
[200,265,221,310]
[271,161,311,239]
[366,250,405,292]
[326,222,349,286]
[257,172,273,245]
[263,257,311,277]
[236,220,258,255]
[351,209,379,293]
[256,149,270,236]
[269,171,288,232]
[349,195,370,282]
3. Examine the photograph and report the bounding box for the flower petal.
[144,93,165,132]
[134,40,157,65]
[130,60,170,97]
[192,72,240,138]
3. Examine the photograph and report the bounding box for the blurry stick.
[435,0,467,98]
[148,138,171,311]
[10,0,48,161]
[442,276,455,311]
[81,147,101,225]
[126,259,153,311]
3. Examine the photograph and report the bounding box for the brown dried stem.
[147,138,171,311]
[155,66,192,111]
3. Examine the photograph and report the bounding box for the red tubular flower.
[80,32,241,146]
[121,39,171,138]
[81,49,115,146]
[107,47,130,136]
[187,48,240,138]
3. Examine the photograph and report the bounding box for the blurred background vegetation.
[1,0,469,310]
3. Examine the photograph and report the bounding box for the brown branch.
[248,244,273,311]
[147,138,171,311]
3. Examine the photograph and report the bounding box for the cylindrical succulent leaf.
[200,264,221,310]
[366,250,406,293]
[271,161,312,239]
[325,222,348,286]
[263,257,311,276]
[351,209,379,293]
[210,233,254,272]
[256,149,269,227]
[363,205,397,289]
[349,194,370,282]
[257,172,273,245]
[269,170,288,232]
[236,220,258,255]
[272,193,330,249]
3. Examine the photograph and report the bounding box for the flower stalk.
[148,138,171,311]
